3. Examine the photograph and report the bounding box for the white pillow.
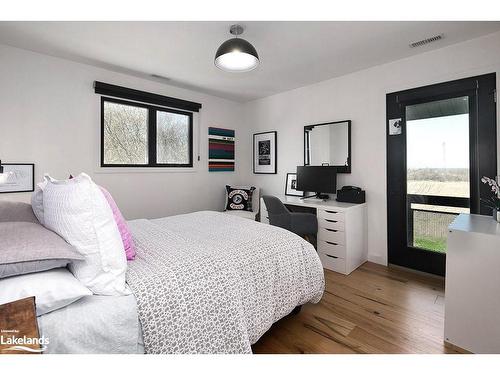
[0,268,92,316]
[42,173,130,296]
[31,181,47,225]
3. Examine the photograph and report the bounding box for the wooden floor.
[252,262,463,354]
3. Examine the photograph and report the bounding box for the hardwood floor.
[252,262,463,354]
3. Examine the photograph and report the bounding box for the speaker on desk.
[336,186,366,204]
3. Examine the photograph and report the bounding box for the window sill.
[94,166,198,174]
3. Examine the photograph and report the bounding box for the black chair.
[262,195,318,242]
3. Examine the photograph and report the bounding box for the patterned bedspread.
[126,211,324,354]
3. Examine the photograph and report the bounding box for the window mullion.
[148,108,157,166]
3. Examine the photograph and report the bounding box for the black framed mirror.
[304,120,351,173]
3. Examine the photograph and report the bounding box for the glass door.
[406,97,470,254]
[386,73,497,276]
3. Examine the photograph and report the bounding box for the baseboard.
[367,254,387,266]
[389,263,445,280]
[444,340,472,354]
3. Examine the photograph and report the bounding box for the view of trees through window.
[156,111,190,164]
[102,99,192,166]
[103,101,148,165]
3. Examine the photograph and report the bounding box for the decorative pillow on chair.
[225,185,256,211]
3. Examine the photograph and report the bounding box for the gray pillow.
[0,201,39,223]
[0,222,83,278]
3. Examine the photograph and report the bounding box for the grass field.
[414,237,447,253]
[407,174,469,254]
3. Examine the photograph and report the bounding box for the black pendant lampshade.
[214,25,259,72]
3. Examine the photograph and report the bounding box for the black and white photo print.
[253,131,277,174]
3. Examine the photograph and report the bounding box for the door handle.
[324,219,338,223]
[325,254,338,259]
[325,228,338,232]
[325,210,338,214]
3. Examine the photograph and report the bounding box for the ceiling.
[0,21,499,102]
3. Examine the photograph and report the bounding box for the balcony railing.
[407,194,470,253]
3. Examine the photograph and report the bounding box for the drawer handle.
[326,241,338,246]
[325,228,338,232]
[325,210,338,214]
[324,219,338,223]
[325,254,338,259]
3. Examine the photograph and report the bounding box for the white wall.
[0,44,251,219]
[2,31,500,266]
[243,31,500,265]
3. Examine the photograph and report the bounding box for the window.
[101,97,193,167]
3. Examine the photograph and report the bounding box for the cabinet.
[260,196,367,275]
[445,214,500,353]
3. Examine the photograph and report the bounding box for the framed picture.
[285,173,304,197]
[253,131,277,174]
[0,163,35,193]
[208,127,235,172]
[389,118,402,135]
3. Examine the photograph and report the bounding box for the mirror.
[304,120,351,173]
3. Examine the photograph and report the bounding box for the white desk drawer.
[318,209,345,222]
[318,217,345,231]
[318,252,346,274]
[318,241,346,258]
[318,227,345,245]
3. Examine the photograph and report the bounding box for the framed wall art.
[208,127,235,172]
[0,163,35,193]
[285,173,303,197]
[253,131,277,174]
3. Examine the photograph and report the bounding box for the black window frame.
[100,96,194,168]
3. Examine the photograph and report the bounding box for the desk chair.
[261,195,318,242]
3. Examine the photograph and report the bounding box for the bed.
[4,202,324,354]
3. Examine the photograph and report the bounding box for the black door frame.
[386,73,497,276]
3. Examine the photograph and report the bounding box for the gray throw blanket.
[126,211,324,354]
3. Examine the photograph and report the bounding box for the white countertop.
[449,213,500,236]
[272,195,365,210]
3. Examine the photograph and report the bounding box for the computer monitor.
[296,166,337,199]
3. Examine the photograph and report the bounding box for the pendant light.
[214,24,259,72]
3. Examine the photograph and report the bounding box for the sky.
[406,114,469,169]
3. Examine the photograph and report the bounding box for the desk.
[260,195,367,275]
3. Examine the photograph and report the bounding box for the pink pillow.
[99,186,136,261]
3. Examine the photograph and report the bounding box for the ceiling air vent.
[409,34,444,48]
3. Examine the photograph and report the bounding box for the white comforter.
[126,211,324,354]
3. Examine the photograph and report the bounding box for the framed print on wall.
[285,173,304,197]
[253,131,277,174]
[0,163,35,193]
[208,127,235,172]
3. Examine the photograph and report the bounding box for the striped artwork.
[208,127,235,172]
